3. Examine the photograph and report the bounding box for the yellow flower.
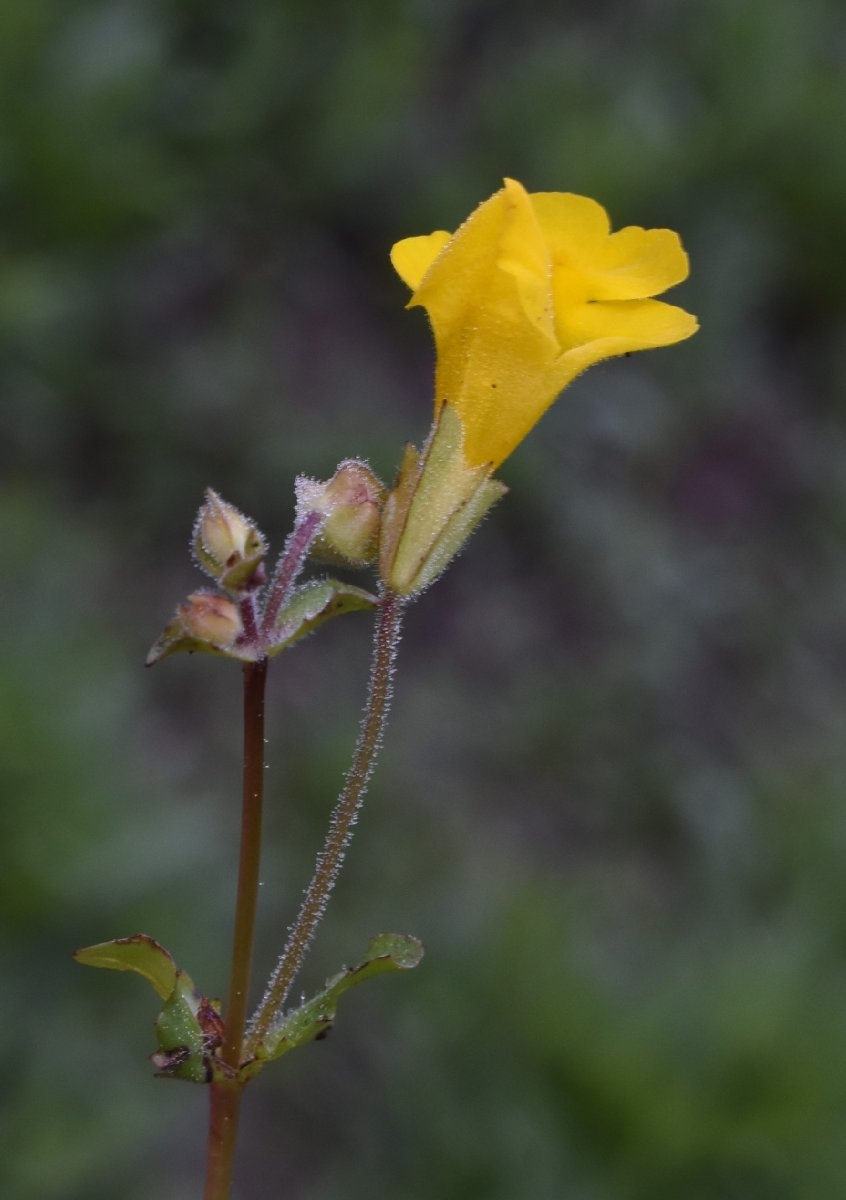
[390,177,698,469]
[380,179,697,596]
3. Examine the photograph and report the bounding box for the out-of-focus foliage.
[3,0,846,1197]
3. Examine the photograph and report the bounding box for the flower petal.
[437,301,563,468]
[529,192,611,262]
[391,180,697,473]
[415,183,560,466]
[390,231,452,291]
[409,189,507,330]
[561,297,699,350]
[581,226,690,300]
[496,178,557,346]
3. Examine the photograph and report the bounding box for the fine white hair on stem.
[246,590,404,1053]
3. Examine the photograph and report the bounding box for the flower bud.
[145,591,246,665]
[295,460,384,568]
[193,489,267,592]
[178,592,243,648]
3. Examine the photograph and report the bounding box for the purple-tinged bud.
[295,460,384,568]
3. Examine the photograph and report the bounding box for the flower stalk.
[246,589,404,1054]
[260,509,324,642]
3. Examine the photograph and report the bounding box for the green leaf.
[75,934,226,1083]
[267,578,377,656]
[151,976,225,1083]
[74,934,178,1000]
[249,933,423,1071]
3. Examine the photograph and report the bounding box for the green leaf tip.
[248,933,423,1072]
[74,934,178,1000]
[360,932,424,970]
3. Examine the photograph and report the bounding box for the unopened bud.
[146,589,247,666]
[193,489,267,592]
[179,592,243,648]
[296,460,384,568]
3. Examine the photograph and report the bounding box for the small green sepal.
[379,405,507,595]
[244,933,423,1077]
[267,578,378,656]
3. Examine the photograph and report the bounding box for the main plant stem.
[246,590,404,1054]
[204,657,268,1200]
[204,512,325,1199]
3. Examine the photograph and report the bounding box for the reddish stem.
[204,658,268,1200]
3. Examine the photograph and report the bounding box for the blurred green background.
[3,0,846,1196]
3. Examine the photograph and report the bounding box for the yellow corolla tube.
[380,178,697,595]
